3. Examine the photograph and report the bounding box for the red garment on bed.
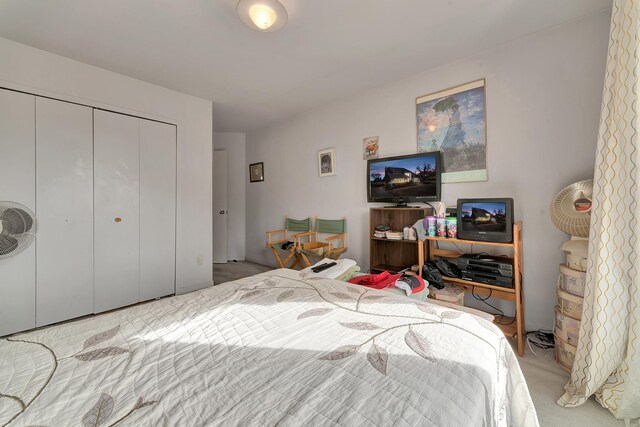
[348,271,402,289]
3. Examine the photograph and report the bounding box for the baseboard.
[176,280,214,295]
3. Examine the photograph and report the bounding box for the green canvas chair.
[266,217,311,269]
[294,217,348,268]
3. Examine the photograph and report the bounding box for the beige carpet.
[517,343,623,426]
[213,260,272,285]
[213,261,623,426]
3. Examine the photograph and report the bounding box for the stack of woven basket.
[554,241,587,372]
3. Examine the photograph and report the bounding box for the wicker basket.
[554,308,581,346]
[559,264,586,297]
[555,334,577,373]
[557,280,584,320]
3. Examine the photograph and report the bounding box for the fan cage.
[0,201,37,259]
[549,180,593,238]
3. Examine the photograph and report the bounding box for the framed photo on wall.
[318,148,336,177]
[249,162,264,182]
[363,136,379,160]
[417,79,487,183]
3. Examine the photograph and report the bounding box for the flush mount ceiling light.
[237,0,288,32]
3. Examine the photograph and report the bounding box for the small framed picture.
[318,148,336,177]
[249,162,264,182]
[363,136,379,160]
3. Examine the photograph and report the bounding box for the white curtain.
[557,0,640,421]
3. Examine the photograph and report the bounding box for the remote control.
[312,262,337,273]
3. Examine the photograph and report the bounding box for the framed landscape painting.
[417,79,487,183]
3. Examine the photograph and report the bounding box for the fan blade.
[1,208,34,234]
[0,234,18,256]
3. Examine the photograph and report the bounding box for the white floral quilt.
[0,269,538,426]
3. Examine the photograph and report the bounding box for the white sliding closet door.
[0,89,36,336]
[140,120,176,301]
[94,110,140,313]
[35,98,93,326]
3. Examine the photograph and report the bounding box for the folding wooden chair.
[294,217,348,268]
[266,217,312,269]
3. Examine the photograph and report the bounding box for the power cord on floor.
[470,286,516,325]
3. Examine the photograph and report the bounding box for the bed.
[0,269,538,426]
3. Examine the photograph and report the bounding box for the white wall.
[246,12,610,331]
[214,132,246,260]
[0,37,213,294]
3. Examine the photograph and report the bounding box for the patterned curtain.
[557,0,640,421]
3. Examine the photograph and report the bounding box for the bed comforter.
[0,269,538,426]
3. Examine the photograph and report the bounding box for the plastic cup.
[446,217,457,238]
[426,216,436,237]
[436,218,447,237]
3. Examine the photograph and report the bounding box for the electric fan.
[550,179,593,238]
[0,201,37,259]
[550,179,593,269]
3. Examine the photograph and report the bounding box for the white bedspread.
[0,269,538,426]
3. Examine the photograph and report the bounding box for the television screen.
[459,201,509,233]
[367,152,441,203]
[457,198,514,243]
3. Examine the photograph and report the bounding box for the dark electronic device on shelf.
[461,271,514,288]
[457,253,513,277]
[456,198,514,243]
[457,253,514,288]
[367,151,442,207]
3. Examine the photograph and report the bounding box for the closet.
[0,89,36,335]
[94,110,176,313]
[36,98,94,326]
[0,88,177,336]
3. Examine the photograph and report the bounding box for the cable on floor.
[525,329,555,357]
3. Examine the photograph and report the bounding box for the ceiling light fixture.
[237,0,288,32]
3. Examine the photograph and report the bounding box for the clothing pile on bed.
[299,259,429,300]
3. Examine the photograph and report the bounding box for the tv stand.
[369,207,432,275]
[423,221,525,356]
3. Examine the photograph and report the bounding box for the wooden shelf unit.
[369,207,431,275]
[424,221,525,356]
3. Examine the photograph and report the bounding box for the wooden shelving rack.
[424,221,525,356]
[369,207,431,275]
[369,208,525,356]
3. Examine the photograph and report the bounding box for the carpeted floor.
[517,344,623,427]
[212,261,623,426]
[213,260,273,285]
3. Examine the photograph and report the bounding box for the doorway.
[212,150,228,264]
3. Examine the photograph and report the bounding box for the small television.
[367,152,442,206]
[457,198,514,243]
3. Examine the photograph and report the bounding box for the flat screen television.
[367,152,442,205]
[457,198,514,243]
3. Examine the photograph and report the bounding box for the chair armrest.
[325,233,346,241]
[293,231,316,247]
[266,229,286,245]
[266,228,286,236]
[292,231,316,239]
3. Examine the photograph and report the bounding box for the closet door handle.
[114,217,122,223]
